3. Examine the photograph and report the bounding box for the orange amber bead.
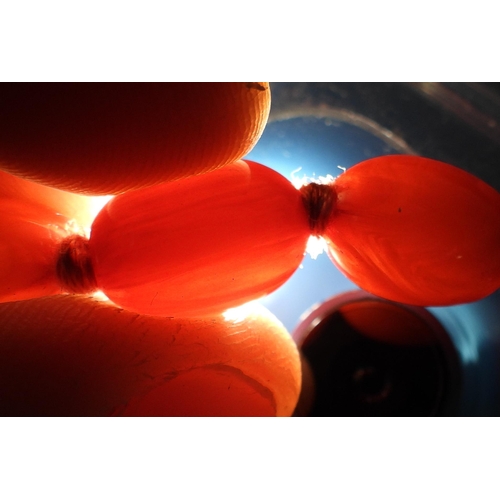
[323,155,500,306]
[0,171,94,303]
[0,295,301,416]
[89,160,310,317]
[0,83,270,195]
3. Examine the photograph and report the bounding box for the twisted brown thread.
[57,234,98,294]
[299,182,336,236]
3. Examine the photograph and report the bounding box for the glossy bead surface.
[324,155,500,305]
[0,83,270,195]
[90,160,310,317]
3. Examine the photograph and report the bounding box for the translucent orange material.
[90,160,310,317]
[0,296,301,416]
[0,83,271,195]
[0,171,93,303]
[323,155,500,305]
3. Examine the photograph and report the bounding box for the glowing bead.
[323,155,500,306]
[89,160,310,317]
[0,171,94,303]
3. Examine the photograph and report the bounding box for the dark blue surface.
[430,290,500,416]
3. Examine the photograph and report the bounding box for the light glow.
[83,195,113,236]
[305,235,328,259]
[91,290,110,302]
[88,195,113,222]
[223,300,282,326]
[63,218,84,236]
[290,166,336,189]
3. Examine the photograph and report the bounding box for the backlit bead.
[322,155,500,305]
[89,160,311,317]
[0,171,94,303]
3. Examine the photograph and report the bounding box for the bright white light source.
[82,195,113,236]
[223,300,283,326]
[92,290,110,301]
[290,167,336,189]
[89,195,113,221]
[305,235,328,259]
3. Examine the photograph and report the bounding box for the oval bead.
[0,171,94,303]
[0,295,301,416]
[0,83,271,195]
[323,155,500,306]
[90,160,310,317]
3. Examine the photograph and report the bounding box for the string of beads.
[53,156,500,316]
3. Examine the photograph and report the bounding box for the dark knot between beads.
[299,182,336,236]
[57,234,98,294]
